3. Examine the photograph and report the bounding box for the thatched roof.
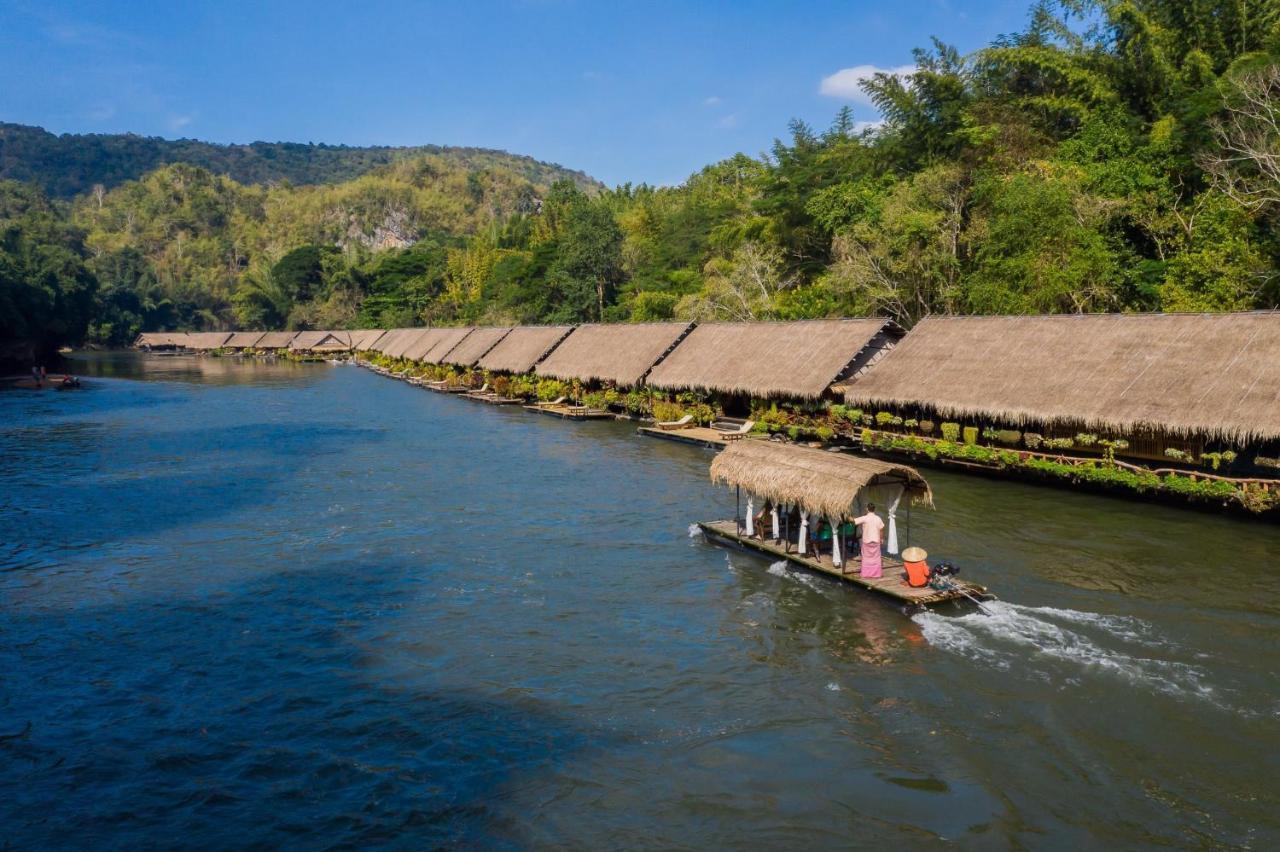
[186,332,233,350]
[710,441,933,519]
[255,331,298,349]
[646,319,902,400]
[289,331,352,352]
[418,327,477,363]
[536,322,693,386]
[844,312,1280,444]
[476,325,575,373]
[135,332,186,348]
[224,331,266,349]
[350,330,387,351]
[441,327,512,366]
[378,328,430,359]
[400,328,447,361]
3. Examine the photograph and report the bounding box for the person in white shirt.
[853,503,885,578]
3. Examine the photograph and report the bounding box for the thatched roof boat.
[536,322,693,387]
[710,441,933,518]
[476,325,575,374]
[646,319,903,400]
[224,331,266,349]
[700,442,985,610]
[442,327,512,366]
[843,312,1280,444]
[350,330,387,351]
[289,331,352,352]
[255,331,298,349]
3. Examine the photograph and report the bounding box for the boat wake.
[767,560,824,592]
[913,602,1220,705]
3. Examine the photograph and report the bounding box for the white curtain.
[865,484,905,555]
[770,504,779,540]
[745,497,755,536]
[798,511,809,555]
[829,516,842,566]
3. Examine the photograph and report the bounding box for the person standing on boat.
[853,504,885,579]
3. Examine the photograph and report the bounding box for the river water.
[2,353,1276,848]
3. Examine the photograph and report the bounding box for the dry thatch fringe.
[420,327,477,363]
[477,325,575,373]
[646,318,900,400]
[844,312,1280,445]
[135,332,188,347]
[255,331,299,349]
[350,330,387,351]
[536,322,693,386]
[710,441,933,520]
[441,327,512,366]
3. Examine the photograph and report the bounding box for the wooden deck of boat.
[637,425,742,448]
[522,404,614,420]
[698,519,990,609]
[463,393,524,405]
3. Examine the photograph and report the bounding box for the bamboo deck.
[522,404,614,420]
[637,425,752,448]
[464,393,524,405]
[698,520,991,609]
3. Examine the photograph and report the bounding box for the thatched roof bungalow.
[536,322,694,387]
[710,441,933,519]
[843,312,1280,448]
[135,332,187,349]
[255,331,298,349]
[350,330,387,351]
[417,327,476,363]
[378,329,430,359]
[441,327,512,366]
[476,325,575,374]
[646,319,903,401]
[224,331,266,349]
[186,332,233,350]
[289,331,353,353]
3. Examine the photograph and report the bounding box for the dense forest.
[4,0,1280,361]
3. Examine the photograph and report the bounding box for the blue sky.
[1,0,1032,186]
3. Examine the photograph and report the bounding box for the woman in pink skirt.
[854,504,885,578]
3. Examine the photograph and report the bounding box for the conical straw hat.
[901,546,928,563]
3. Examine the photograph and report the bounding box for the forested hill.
[4,0,1280,364]
[0,122,601,198]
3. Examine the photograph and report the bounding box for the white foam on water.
[914,601,1218,705]
[687,523,703,540]
[826,682,841,692]
[766,560,823,591]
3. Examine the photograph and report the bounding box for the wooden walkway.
[637,425,743,448]
[698,519,991,609]
[522,403,614,420]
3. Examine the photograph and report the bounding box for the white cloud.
[854,119,884,134]
[717,113,739,129]
[819,64,915,105]
[167,113,194,132]
[703,96,721,107]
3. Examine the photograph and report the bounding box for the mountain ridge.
[0,122,602,199]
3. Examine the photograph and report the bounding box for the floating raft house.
[535,322,693,388]
[646,318,903,401]
[476,325,575,374]
[842,312,1280,459]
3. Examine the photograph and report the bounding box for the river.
[2,353,1276,848]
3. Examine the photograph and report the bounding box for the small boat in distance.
[697,441,992,612]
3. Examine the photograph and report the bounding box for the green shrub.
[981,427,1000,442]
[875,411,895,426]
[815,425,835,441]
[1164,448,1189,461]
[941,422,961,442]
[861,428,874,446]
[962,426,978,445]
[1074,433,1098,448]
[1044,437,1074,450]
[997,430,1022,445]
